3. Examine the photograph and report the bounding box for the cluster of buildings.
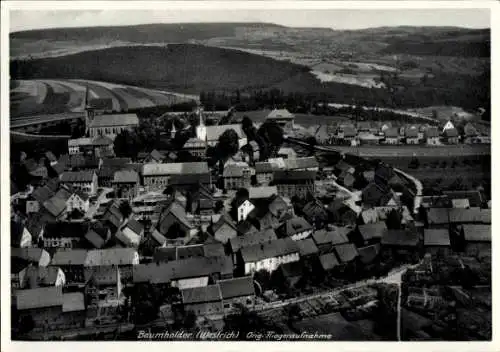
[10,104,490,339]
[314,120,490,146]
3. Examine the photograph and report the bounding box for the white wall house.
[237,200,255,222]
[244,252,300,275]
[66,193,90,213]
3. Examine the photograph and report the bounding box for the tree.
[254,270,272,291]
[119,200,132,218]
[214,200,224,213]
[242,116,257,141]
[113,130,139,158]
[217,129,239,159]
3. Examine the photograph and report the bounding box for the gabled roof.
[91,135,114,146]
[357,244,380,264]
[223,164,247,178]
[443,190,483,208]
[333,243,359,263]
[319,253,340,271]
[203,243,226,258]
[12,247,50,265]
[177,244,205,260]
[248,186,278,200]
[295,238,319,256]
[124,218,144,235]
[218,276,255,299]
[51,249,88,266]
[20,266,61,288]
[405,128,419,138]
[284,157,319,170]
[230,228,278,253]
[43,196,67,217]
[462,224,491,242]
[280,217,313,237]
[45,151,57,162]
[312,229,348,246]
[143,162,209,176]
[88,113,139,128]
[181,284,222,304]
[236,219,258,236]
[205,124,246,141]
[426,208,450,225]
[31,185,55,203]
[381,229,419,247]
[384,128,399,138]
[150,149,165,161]
[60,171,95,183]
[85,228,107,249]
[212,214,237,234]
[151,228,167,246]
[62,292,85,312]
[240,237,299,263]
[153,247,177,262]
[44,222,90,239]
[267,108,294,120]
[169,173,211,187]
[16,286,63,310]
[424,127,439,138]
[358,222,388,241]
[84,248,138,266]
[273,170,316,183]
[448,207,482,223]
[443,128,458,137]
[424,229,450,247]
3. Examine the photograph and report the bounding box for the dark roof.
[124,218,144,234]
[462,224,491,242]
[273,170,316,183]
[60,171,95,183]
[51,249,88,266]
[12,247,48,264]
[285,157,319,170]
[333,243,359,263]
[45,151,57,162]
[230,228,278,253]
[358,222,388,241]
[11,220,25,247]
[280,217,313,237]
[448,207,482,223]
[424,229,450,247]
[443,128,459,137]
[295,238,319,256]
[279,261,303,278]
[203,243,226,258]
[25,213,45,237]
[240,237,299,263]
[150,149,165,161]
[443,190,483,207]
[212,214,237,234]
[405,128,419,138]
[381,229,419,247]
[85,228,106,249]
[357,244,380,264]
[89,113,139,128]
[21,266,61,288]
[102,157,132,169]
[384,128,399,138]
[426,208,450,225]
[319,253,340,270]
[335,160,355,173]
[88,97,113,110]
[92,135,113,146]
[169,173,211,187]
[31,186,55,203]
[236,220,258,236]
[312,229,349,246]
[44,222,90,239]
[218,276,255,299]
[43,196,67,217]
[16,286,63,310]
[113,170,139,183]
[98,167,115,178]
[153,247,177,262]
[181,284,222,304]
[255,162,275,173]
[177,245,205,260]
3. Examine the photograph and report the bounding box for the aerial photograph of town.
[6,4,493,343]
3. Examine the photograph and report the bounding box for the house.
[239,237,300,275]
[463,123,479,144]
[42,195,68,221]
[68,138,93,155]
[337,126,357,143]
[338,170,356,188]
[42,222,90,249]
[84,225,111,249]
[182,138,207,158]
[357,244,381,265]
[451,198,470,209]
[50,249,88,283]
[149,229,167,248]
[84,248,139,282]
[278,217,313,241]
[204,124,248,148]
[354,222,388,246]
[169,174,212,194]
[156,201,194,240]
[18,266,66,289]
[333,243,359,264]
[248,186,278,201]
[319,252,340,272]
[116,219,144,248]
[266,108,294,129]
[223,164,252,190]
[284,157,319,171]
[442,128,459,144]
[183,183,214,216]
[328,199,358,225]
[424,229,451,256]
[11,221,32,249]
[448,207,482,224]
[302,199,329,227]
[334,160,355,176]
[460,224,491,257]
[381,229,420,259]
[218,276,256,310]
[97,167,115,188]
[181,285,223,316]
[426,208,450,228]
[273,170,316,198]
[312,228,349,254]
[143,162,209,191]
[91,135,115,157]
[229,228,278,264]
[233,198,255,222]
[15,287,86,332]
[236,220,258,236]
[383,128,400,145]
[424,127,440,145]
[361,182,393,208]
[246,205,280,231]
[443,190,484,208]
[88,113,139,139]
[211,214,238,244]
[147,149,165,163]
[295,238,319,258]
[268,194,294,220]
[241,141,261,165]
[405,128,420,144]
[60,171,98,195]
[24,158,48,179]
[255,162,277,185]
[12,247,51,267]
[112,170,140,199]
[60,154,100,171]
[277,261,304,288]
[278,147,297,160]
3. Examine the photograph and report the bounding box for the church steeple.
[195,104,207,141]
[84,84,95,136]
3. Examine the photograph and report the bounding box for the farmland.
[10,79,198,118]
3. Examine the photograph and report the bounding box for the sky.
[10,8,490,32]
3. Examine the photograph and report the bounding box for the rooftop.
[267,108,294,120]
[181,284,222,304]
[89,113,139,128]
[218,276,255,299]
[143,162,209,176]
[240,237,299,263]
[60,171,95,183]
[205,124,246,141]
[424,229,451,247]
[333,243,359,263]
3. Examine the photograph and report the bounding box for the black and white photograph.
[2,1,496,346]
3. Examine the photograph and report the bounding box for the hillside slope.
[11,44,307,94]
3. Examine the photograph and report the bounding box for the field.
[10,79,198,118]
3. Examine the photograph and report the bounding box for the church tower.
[170,121,177,139]
[195,104,207,141]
